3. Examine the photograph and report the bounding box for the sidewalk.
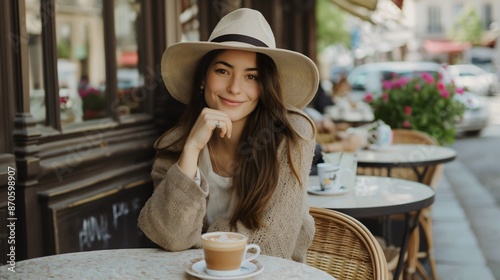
[432,160,499,280]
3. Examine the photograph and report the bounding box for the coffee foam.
[202,232,247,249]
[208,234,242,242]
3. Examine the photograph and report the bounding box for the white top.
[3,249,335,279]
[199,146,234,225]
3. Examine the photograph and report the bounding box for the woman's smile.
[219,96,244,106]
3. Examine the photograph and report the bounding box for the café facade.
[0,0,317,262]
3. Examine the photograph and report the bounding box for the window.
[453,3,463,18]
[27,0,46,123]
[25,0,154,132]
[114,0,146,117]
[180,0,200,42]
[427,5,442,33]
[55,1,107,123]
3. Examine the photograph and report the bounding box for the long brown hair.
[160,50,304,230]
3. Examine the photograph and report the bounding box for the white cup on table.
[317,162,355,192]
[321,152,358,189]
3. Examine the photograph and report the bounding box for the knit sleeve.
[137,153,209,251]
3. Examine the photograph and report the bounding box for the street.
[453,93,500,203]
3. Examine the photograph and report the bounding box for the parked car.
[347,61,489,135]
[448,64,498,96]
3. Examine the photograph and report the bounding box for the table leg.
[410,165,429,183]
[382,216,392,246]
[393,210,422,280]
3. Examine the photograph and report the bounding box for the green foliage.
[57,40,71,59]
[450,6,483,45]
[364,72,466,145]
[316,0,351,52]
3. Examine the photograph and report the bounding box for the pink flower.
[382,80,392,90]
[382,93,389,102]
[440,89,450,99]
[421,72,434,84]
[402,120,411,128]
[404,106,412,116]
[364,92,373,103]
[455,87,464,95]
[415,83,421,91]
[397,77,411,87]
[437,82,445,91]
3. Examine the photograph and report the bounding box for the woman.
[138,8,319,262]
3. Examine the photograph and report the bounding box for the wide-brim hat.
[161,8,319,109]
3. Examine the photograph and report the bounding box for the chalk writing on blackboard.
[50,182,154,254]
[79,214,112,251]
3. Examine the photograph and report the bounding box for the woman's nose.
[227,76,242,94]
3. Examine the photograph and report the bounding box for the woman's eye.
[215,69,229,75]
[248,74,258,81]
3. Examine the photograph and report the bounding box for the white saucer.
[308,185,349,196]
[185,258,264,280]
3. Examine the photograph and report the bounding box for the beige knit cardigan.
[138,109,316,262]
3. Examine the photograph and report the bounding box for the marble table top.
[356,144,457,167]
[308,175,435,218]
[1,248,335,280]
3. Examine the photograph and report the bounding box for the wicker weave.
[307,207,388,280]
[357,129,442,280]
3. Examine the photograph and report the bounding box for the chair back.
[307,207,388,280]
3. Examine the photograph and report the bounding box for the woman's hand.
[178,108,232,178]
[185,108,232,151]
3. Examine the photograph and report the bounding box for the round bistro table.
[1,248,335,280]
[355,144,457,182]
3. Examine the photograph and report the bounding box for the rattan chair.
[307,207,388,280]
[357,129,442,280]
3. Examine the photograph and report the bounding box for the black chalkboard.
[48,181,155,254]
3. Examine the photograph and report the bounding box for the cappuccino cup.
[201,232,261,277]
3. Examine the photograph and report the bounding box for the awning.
[330,0,405,25]
[347,0,378,11]
[330,0,377,24]
[423,40,472,54]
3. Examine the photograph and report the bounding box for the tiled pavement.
[432,160,499,280]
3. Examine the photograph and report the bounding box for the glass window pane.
[56,0,107,124]
[26,0,46,123]
[115,0,145,116]
[180,0,200,42]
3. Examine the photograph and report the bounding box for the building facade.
[403,0,500,66]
